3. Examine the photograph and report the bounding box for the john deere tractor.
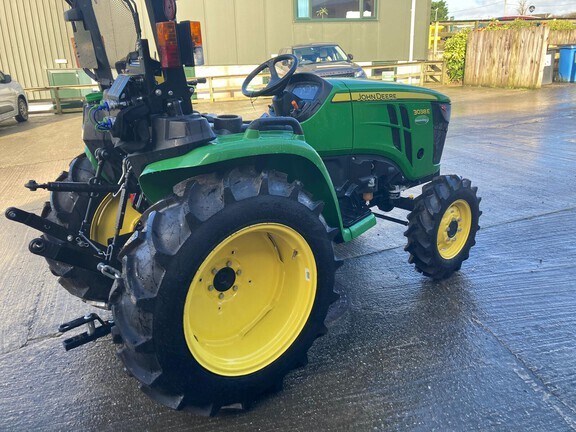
[5,0,480,414]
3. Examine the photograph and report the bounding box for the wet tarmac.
[0,84,575,431]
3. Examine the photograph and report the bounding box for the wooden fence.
[464,26,550,89]
[549,29,576,45]
[435,18,576,41]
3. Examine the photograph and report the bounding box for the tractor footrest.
[340,204,372,228]
[58,313,114,351]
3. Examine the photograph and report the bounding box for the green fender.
[138,130,348,237]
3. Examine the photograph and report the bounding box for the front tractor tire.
[111,168,338,413]
[404,175,481,280]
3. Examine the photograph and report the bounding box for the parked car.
[0,70,28,123]
[278,43,366,78]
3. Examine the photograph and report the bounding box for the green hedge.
[443,29,470,83]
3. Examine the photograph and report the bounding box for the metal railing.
[26,84,99,114]
[25,60,446,112]
[193,61,445,101]
[363,61,446,85]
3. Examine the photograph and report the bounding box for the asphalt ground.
[0,84,575,431]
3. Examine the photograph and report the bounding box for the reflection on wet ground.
[0,83,575,431]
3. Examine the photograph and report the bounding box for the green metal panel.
[138,131,345,232]
[299,78,448,179]
[47,70,82,99]
[342,214,377,242]
[327,79,449,180]
[351,98,437,179]
[338,79,449,102]
[300,81,353,156]
[47,69,94,109]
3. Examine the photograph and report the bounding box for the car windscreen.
[293,45,348,64]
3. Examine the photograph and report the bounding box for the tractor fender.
[138,134,345,234]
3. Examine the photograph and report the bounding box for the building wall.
[0,0,430,95]
[0,0,77,99]
[176,0,431,65]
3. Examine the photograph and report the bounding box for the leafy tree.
[431,1,449,22]
[516,0,529,15]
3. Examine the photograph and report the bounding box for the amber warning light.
[189,21,204,66]
[157,21,181,68]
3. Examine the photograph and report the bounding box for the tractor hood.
[334,79,451,103]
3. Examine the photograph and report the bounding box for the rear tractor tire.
[111,167,339,414]
[43,154,141,303]
[404,175,481,280]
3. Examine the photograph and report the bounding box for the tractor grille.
[387,105,401,151]
[387,104,413,164]
[431,102,451,164]
[399,105,413,165]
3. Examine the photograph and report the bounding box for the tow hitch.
[58,313,114,351]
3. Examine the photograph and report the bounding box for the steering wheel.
[242,54,299,98]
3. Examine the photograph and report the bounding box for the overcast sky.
[443,1,576,19]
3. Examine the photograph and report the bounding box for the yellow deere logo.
[332,92,438,103]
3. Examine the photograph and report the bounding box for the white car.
[0,70,28,123]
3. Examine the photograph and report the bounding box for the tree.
[431,1,449,22]
[516,0,529,15]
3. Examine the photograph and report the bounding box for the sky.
[443,1,576,19]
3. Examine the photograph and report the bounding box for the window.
[296,0,376,20]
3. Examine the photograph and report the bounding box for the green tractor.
[5,0,480,414]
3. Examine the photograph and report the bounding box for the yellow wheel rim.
[183,223,317,377]
[90,194,141,245]
[437,199,472,260]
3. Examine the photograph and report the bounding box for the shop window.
[296,0,376,20]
